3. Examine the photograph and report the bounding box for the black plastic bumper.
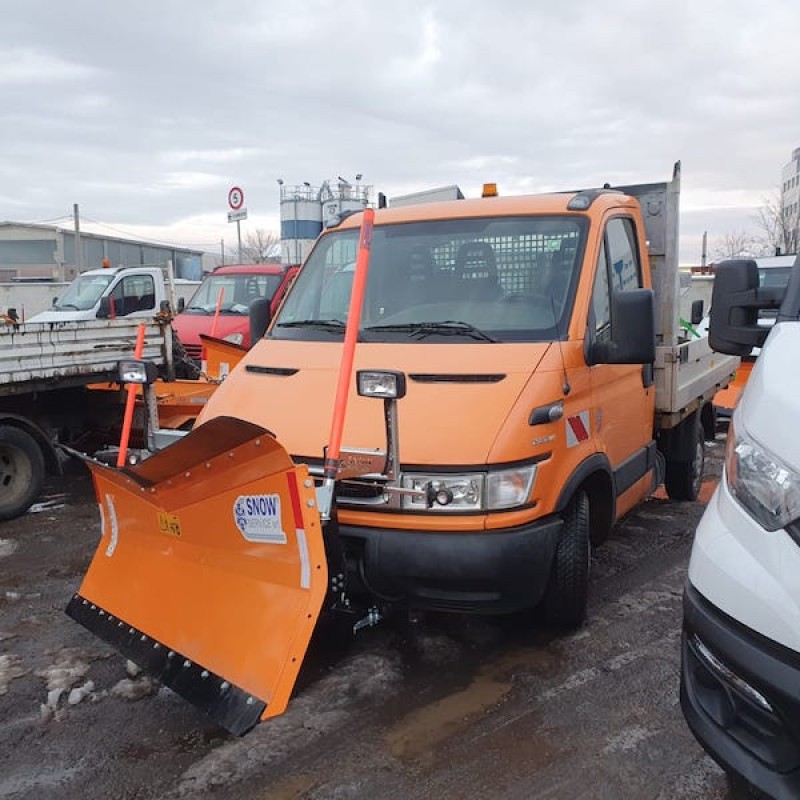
[339,515,563,614]
[681,581,800,799]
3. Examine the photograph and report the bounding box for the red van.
[173,263,299,363]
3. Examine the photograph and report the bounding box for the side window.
[605,217,642,292]
[591,240,611,343]
[109,275,156,316]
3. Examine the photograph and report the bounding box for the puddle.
[386,669,511,762]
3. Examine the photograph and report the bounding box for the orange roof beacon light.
[481,182,498,198]
[102,257,111,268]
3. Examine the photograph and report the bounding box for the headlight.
[401,465,536,512]
[117,359,157,385]
[223,332,244,345]
[487,465,537,509]
[725,415,800,531]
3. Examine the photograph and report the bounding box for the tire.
[0,425,46,521]
[542,490,590,628]
[664,420,705,501]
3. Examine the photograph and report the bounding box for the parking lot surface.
[0,437,737,799]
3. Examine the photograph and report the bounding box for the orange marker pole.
[323,208,374,486]
[210,288,225,337]
[116,324,147,468]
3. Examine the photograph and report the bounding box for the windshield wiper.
[276,319,347,333]
[364,321,497,342]
[55,304,79,310]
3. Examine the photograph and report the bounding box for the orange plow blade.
[66,416,328,735]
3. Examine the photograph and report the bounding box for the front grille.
[338,480,387,500]
[184,343,202,361]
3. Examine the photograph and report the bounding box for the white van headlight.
[401,465,536,512]
[223,332,244,345]
[725,416,800,532]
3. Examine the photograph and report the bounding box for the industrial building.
[0,222,204,282]
[279,178,372,265]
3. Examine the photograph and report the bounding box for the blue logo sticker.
[233,494,287,544]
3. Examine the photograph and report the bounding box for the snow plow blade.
[66,415,328,735]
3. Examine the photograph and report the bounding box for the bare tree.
[711,230,762,261]
[224,229,281,263]
[753,189,798,256]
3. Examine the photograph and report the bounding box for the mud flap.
[66,415,328,735]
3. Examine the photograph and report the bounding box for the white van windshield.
[273,215,588,343]
[55,273,114,311]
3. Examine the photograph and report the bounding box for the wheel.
[542,490,590,628]
[0,425,46,521]
[665,420,705,501]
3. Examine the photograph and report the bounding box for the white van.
[681,257,800,799]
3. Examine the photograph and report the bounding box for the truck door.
[107,274,157,317]
[588,216,655,512]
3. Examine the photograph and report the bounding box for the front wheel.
[664,420,704,501]
[0,425,46,521]
[542,490,590,628]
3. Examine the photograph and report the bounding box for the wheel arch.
[0,414,60,475]
[554,453,615,543]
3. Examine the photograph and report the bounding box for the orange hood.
[198,339,551,466]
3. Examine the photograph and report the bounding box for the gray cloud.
[1,0,798,259]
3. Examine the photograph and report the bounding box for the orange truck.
[68,163,739,734]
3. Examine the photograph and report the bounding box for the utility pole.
[701,230,708,271]
[220,238,225,266]
[73,203,82,275]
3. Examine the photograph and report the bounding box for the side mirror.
[589,289,655,365]
[690,299,704,326]
[51,296,58,307]
[97,296,112,319]
[177,297,185,313]
[249,297,272,344]
[709,259,784,356]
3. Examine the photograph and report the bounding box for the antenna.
[550,296,571,396]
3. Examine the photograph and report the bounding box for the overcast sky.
[1,0,798,264]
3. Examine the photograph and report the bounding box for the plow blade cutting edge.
[66,415,328,735]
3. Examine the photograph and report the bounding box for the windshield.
[758,266,793,320]
[273,215,588,343]
[185,273,283,315]
[55,273,114,311]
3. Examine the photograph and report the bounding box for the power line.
[79,216,216,250]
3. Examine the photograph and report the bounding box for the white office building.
[780,147,800,254]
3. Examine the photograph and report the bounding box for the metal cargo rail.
[0,318,171,395]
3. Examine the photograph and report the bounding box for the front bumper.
[340,515,563,614]
[681,582,800,799]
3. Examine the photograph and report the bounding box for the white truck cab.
[681,257,800,799]
[28,267,180,322]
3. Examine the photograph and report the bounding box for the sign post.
[227,187,247,262]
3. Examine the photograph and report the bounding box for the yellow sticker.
[157,512,181,538]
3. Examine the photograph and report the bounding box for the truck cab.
[196,165,734,625]
[28,267,170,323]
[172,263,299,363]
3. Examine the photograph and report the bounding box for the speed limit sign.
[228,186,244,210]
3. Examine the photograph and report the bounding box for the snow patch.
[602,724,658,754]
[36,648,93,718]
[0,538,18,558]
[110,676,158,701]
[0,653,26,695]
[27,498,65,514]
